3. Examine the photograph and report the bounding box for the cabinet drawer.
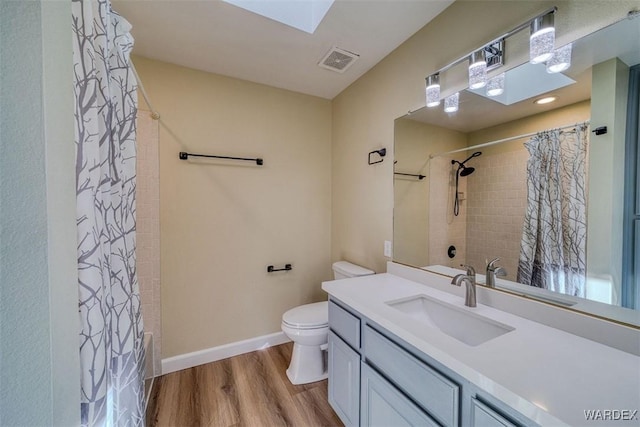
[329,300,361,349]
[470,398,519,427]
[363,326,459,426]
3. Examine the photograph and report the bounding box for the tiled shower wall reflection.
[429,156,467,267]
[465,149,529,281]
[137,111,161,375]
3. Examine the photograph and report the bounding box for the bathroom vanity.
[322,267,640,426]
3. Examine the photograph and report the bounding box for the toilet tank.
[332,261,375,280]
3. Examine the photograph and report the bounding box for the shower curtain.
[73,0,145,425]
[517,124,589,297]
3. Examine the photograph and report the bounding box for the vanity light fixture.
[530,11,555,64]
[468,50,488,89]
[546,43,572,73]
[425,74,441,107]
[486,73,505,97]
[422,7,557,112]
[534,96,557,105]
[444,92,459,113]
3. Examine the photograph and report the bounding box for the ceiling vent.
[318,47,359,73]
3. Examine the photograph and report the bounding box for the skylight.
[222,0,335,34]
[468,62,575,106]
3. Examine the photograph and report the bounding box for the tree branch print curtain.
[72,0,145,424]
[517,124,589,297]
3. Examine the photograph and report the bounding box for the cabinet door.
[361,363,439,427]
[328,331,360,427]
[470,398,519,427]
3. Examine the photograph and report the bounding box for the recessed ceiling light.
[534,96,557,105]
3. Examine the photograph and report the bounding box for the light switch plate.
[384,240,392,258]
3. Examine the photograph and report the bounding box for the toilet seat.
[282,301,328,330]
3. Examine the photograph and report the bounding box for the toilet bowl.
[281,301,329,385]
[281,261,374,385]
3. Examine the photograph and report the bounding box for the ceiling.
[112,0,455,100]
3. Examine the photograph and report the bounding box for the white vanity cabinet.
[328,298,534,427]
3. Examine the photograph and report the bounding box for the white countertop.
[322,272,640,426]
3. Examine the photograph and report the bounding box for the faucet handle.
[487,257,501,270]
[494,266,507,277]
[460,264,476,277]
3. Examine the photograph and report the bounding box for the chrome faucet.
[451,274,477,307]
[486,258,507,288]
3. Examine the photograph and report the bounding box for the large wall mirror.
[393,14,640,327]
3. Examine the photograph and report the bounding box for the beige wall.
[466,101,592,148]
[133,57,332,358]
[331,0,637,273]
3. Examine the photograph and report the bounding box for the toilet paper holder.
[267,264,292,273]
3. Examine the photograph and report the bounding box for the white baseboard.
[161,331,291,375]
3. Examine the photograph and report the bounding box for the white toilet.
[281,261,374,385]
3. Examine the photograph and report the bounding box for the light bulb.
[547,43,572,73]
[530,12,555,64]
[444,92,459,113]
[425,74,440,107]
[468,50,487,89]
[486,73,505,97]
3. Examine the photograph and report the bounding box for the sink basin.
[386,295,515,346]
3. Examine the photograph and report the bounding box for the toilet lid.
[282,301,328,329]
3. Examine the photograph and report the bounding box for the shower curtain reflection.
[517,124,589,297]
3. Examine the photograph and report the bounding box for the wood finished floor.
[146,342,343,427]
